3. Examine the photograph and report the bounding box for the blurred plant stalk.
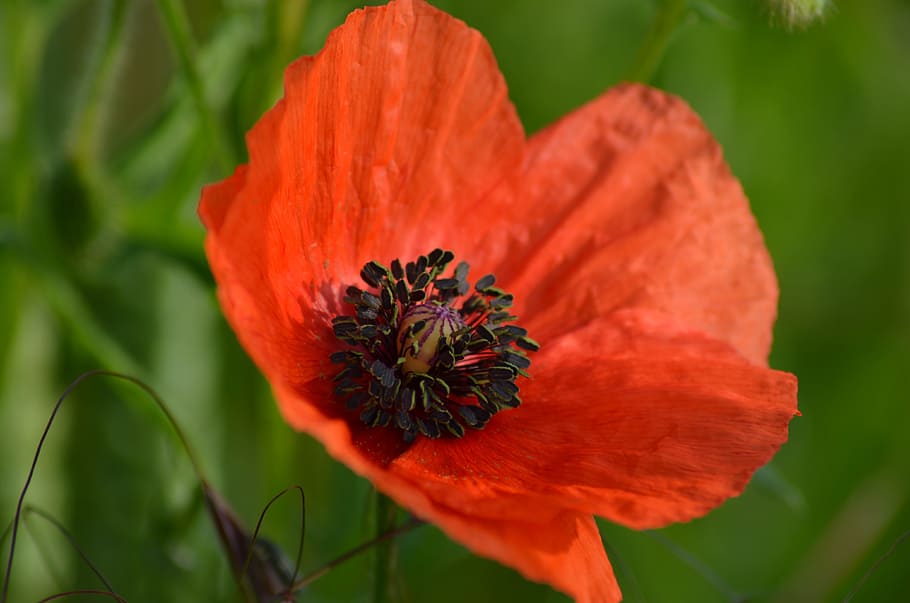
[625,0,691,83]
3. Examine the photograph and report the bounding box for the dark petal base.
[330,249,539,443]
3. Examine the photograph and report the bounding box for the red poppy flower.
[199,1,798,601]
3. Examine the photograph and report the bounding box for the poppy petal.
[421,507,621,603]
[271,0,525,270]
[199,0,524,395]
[198,2,798,599]
[393,309,798,529]
[272,383,621,603]
[480,83,778,365]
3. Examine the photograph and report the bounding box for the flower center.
[330,249,539,443]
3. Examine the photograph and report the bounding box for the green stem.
[155,0,237,171]
[269,0,309,79]
[72,0,130,165]
[373,493,398,603]
[625,0,691,83]
[3,3,46,217]
[287,517,422,594]
[644,530,746,603]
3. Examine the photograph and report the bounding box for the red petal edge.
[393,309,798,529]
[471,84,780,366]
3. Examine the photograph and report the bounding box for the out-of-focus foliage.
[1,0,908,601]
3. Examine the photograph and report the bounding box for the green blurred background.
[1,0,908,601]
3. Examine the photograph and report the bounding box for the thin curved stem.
[373,493,398,603]
[645,530,747,603]
[3,372,98,603]
[1,370,209,603]
[36,590,129,603]
[285,517,423,597]
[22,505,117,593]
[239,485,306,601]
[842,527,910,602]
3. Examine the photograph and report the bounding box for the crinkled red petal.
[199,2,798,601]
[471,84,779,366]
[393,309,798,529]
[198,0,524,451]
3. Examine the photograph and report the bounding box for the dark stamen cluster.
[330,249,539,443]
